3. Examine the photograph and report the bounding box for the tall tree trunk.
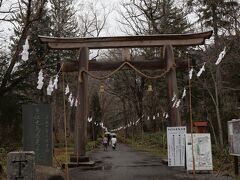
[214,79,224,148]
[211,2,224,148]
[205,107,219,148]
[122,98,128,138]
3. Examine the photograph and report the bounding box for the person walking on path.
[104,132,111,146]
[111,135,117,150]
[107,133,111,146]
[103,135,108,151]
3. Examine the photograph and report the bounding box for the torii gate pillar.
[164,45,181,126]
[74,47,89,158]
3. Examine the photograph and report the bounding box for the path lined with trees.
[0,0,240,179]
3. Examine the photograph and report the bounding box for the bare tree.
[0,0,47,96]
[118,0,189,35]
[187,0,239,148]
[77,0,111,37]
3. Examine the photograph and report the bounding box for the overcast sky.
[0,0,217,50]
[0,0,126,48]
[74,0,126,36]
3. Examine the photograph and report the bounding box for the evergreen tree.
[120,0,190,35]
[46,0,80,142]
[0,0,80,146]
[187,0,239,41]
[49,0,79,37]
[186,0,239,148]
[0,0,48,147]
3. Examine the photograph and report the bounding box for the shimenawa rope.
[79,61,174,82]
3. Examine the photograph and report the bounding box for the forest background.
[0,0,239,158]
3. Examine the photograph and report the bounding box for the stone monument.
[7,151,35,180]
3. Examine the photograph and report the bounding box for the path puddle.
[103,156,112,159]
[102,164,112,170]
[80,162,113,171]
[133,161,147,164]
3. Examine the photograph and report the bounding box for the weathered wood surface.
[164,45,181,126]
[60,59,190,72]
[74,47,89,157]
[38,31,212,49]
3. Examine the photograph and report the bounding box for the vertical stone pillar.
[7,151,35,180]
[163,45,181,126]
[22,104,52,166]
[74,47,89,158]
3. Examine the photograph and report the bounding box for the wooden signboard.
[22,104,53,166]
[167,126,186,166]
[228,119,240,156]
[186,133,213,171]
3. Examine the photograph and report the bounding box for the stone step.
[70,155,89,162]
[162,159,168,165]
[62,161,96,168]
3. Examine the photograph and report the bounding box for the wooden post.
[161,115,165,152]
[163,45,181,127]
[141,118,144,143]
[122,48,131,61]
[92,121,95,141]
[234,156,239,176]
[74,47,89,157]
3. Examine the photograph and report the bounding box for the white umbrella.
[111,133,117,136]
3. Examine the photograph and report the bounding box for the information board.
[186,133,213,171]
[22,104,52,166]
[167,126,186,166]
[228,119,240,156]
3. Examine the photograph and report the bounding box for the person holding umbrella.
[105,131,111,146]
[111,133,117,150]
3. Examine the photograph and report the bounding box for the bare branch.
[0,0,47,95]
[78,1,110,37]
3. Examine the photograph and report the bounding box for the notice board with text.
[228,119,240,156]
[167,126,186,166]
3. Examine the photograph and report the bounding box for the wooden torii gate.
[39,31,212,161]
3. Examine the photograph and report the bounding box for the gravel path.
[69,143,234,180]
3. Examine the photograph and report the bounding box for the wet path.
[69,143,233,180]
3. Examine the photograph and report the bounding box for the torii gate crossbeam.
[39,31,212,49]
